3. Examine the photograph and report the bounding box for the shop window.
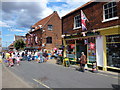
[46,37,52,44]
[103,2,117,20]
[48,25,53,30]
[106,34,120,68]
[74,15,81,29]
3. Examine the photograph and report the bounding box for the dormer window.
[48,25,53,30]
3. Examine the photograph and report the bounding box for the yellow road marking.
[96,73,119,79]
[86,70,119,79]
[33,79,53,90]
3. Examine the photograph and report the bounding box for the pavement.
[47,59,119,78]
[2,62,32,88]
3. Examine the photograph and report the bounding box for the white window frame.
[48,25,53,31]
[102,2,119,23]
[73,15,81,30]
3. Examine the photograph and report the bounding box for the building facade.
[8,35,26,50]
[26,11,62,51]
[62,1,120,71]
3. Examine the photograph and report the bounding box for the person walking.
[8,53,14,67]
[80,52,87,72]
[43,51,48,62]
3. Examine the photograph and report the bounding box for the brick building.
[14,35,26,42]
[62,1,120,71]
[8,35,26,50]
[26,11,62,51]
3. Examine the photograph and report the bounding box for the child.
[16,55,20,65]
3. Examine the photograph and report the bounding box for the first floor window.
[103,2,117,20]
[74,15,81,28]
[46,37,52,44]
[48,25,53,30]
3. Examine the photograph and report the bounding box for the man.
[80,52,87,72]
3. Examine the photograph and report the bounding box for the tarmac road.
[3,59,119,89]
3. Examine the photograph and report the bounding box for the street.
[2,59,119,89]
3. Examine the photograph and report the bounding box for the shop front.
[106,34,120,70]
[63,35,97,65]
[98,25,120,71]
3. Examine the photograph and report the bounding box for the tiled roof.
[32,11,57,31]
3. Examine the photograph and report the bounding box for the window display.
[106,34,120,68]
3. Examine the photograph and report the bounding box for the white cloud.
[5,34,12,36]
[9,29,26,32]
[0,21,10,27]
[1,0,91,29]
[48,0,91,17]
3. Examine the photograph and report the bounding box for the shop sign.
[71,44,75,49]
[90,42,95,50]
[88,43,96,63]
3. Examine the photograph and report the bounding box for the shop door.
[76,44,87,60]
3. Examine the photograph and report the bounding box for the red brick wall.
[42,12,62,50]
[26,12,62,50]
[62,2,120,35]
[26,30,42,48]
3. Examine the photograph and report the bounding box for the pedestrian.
[2,52,5,59]
[12,52,16,64]
[43,51,48,62]
[8,53,14,67]
[16,55,20,65]
[34,51,38,62]
[79,52,87,72]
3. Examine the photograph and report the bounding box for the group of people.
[2,50,87,72]
[2,49,62,67]
[2,51,21,67]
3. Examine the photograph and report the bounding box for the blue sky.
[1,0,90,47]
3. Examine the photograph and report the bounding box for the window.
[74,15,81,29]
[46,37,52,44]
[106,34,120,68]
[103,2,117,20]
[48,25,53,30]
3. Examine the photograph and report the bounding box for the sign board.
[67,54,75,59]
[88,43,96,63]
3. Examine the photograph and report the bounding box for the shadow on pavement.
[112,84,120,90]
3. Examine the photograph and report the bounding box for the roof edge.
[62,0,95,18]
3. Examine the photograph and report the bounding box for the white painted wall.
[96,36,104,67]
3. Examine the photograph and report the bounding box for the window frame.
[48,25,53,31]
[46,37,52,44]
[74,15,81,29]
[102,2,119,23]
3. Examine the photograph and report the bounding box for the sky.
[0,0,91,47]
